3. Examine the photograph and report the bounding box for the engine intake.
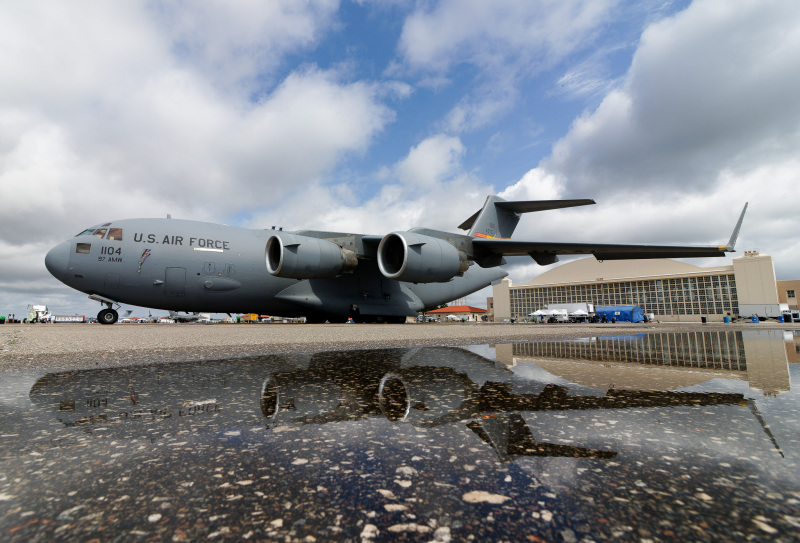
[266,232,357,279]
[377,231,468,283]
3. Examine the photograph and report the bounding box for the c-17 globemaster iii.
[44,195,747,324]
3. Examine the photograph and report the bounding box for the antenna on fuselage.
[167,214,172,219]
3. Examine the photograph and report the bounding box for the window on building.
[788,290,796,299]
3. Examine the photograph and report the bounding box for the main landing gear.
[89,294,121,325]
[98,308,118,325]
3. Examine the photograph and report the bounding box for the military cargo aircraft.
[44,195,747,324]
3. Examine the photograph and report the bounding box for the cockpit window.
[92,228,108,239]
[107,228,123,241]
[76,243,91,254]
[76,229,95,236]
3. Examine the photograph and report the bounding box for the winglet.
[725,202,748,251]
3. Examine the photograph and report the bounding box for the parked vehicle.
[25,304,51,323]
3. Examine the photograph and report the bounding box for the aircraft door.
[164,267,186,297]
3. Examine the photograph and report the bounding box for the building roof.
[427,305,487,314]
[517,257,734,288]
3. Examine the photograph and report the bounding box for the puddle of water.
[1,330,798,541]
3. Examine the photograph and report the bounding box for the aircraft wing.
[473,203,748,266]
[473,239,730,260]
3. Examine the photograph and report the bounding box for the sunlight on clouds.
[500,168,564,201]
[0,2,167,108]
[153,0,339,89]
[503,153,800,285]
[398,0,618,74]
[394,135,465,188]
[245,150,495,237]
[545,0,800,196]
[228,68,395,203]
[398,0,619,132]
[444,82,518,133]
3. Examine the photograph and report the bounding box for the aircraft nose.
[45,241,71,280]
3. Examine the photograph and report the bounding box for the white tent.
[569,309,589,317]
[548,309,567,316]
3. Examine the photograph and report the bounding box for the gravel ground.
[2,321,797,373]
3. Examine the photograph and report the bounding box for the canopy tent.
[594,306,646,323]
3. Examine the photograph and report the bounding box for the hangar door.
[164,267,186,297]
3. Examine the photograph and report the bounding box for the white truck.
[26,304,51,323]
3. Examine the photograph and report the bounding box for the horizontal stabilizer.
[460,195,596,239]
[459,197,595,232]
[493,199,596,214]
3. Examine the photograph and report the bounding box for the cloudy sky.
[2,0,799,319]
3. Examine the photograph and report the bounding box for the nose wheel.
[98,308,119,325]
[88,295,122,325]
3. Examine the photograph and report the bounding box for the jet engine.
[377,232,468,283]
[266,232,357,279]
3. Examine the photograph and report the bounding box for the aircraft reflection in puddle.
[29,331,790,462]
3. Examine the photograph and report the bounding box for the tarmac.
[2,321,799,541]
[2,320,798,373]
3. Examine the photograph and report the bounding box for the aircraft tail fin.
[725,202,748,251]
[459,195,595,239]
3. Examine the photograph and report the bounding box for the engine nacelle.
[377,231,468,283]
[266,232,357,279]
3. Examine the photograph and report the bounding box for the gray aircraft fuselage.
[44,218,506,322]
[44,194,744,324]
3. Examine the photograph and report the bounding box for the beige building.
[493,329,791,396]
[777,280,800,310]
[493,251,782,323]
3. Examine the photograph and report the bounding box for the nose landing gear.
[89,294,121,325]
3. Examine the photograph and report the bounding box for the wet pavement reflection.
[1,330,799,541]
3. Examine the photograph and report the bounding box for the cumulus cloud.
[0,1,396,315]
[506,0,800,281]
[246,133,492,235]
[396,0,620,131]
[2,0,798,319]
[543,0,800,196]
[398,0,617,74]
[153,0,340,89]
[394,135,465,188]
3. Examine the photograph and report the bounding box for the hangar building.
[493,250,781,323]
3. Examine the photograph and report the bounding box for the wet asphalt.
[1,323,798,542]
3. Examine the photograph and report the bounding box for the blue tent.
[595,305,646,323]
